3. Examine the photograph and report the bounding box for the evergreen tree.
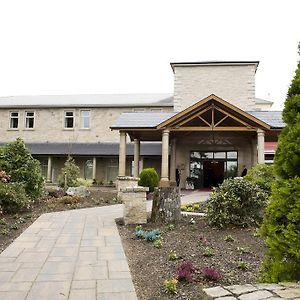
[57,157,80,189]
[260,43,300,282]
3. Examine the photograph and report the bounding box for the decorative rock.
[226,284,256,296]
[238,290,273,300]
[274,288,300,299]
[254,284,285,291]
[203,286,232,298]
[216,297,237,300]
[66,186,90,197]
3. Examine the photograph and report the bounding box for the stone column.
[118,131,127,177]
[133,139,140,178]
[139,157,144,174]
[170,139,177,184]
[257,129,265,164]
[47,156,52,182]
[92,157,97,180]
[251,137,258,166]
[160,129,170,187]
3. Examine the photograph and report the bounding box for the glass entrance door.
[190,151,238,189]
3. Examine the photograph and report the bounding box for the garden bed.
[0,187,118,253]
[118,216,267,300]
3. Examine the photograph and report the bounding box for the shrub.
[163,278,178,294]
[259,178,300,282]
[154,239,162,249]
[244,164,276,194]
[224,235,235,242]
[0,170,11,183]
[202,247,215,257]
[206,178,268,228]
[138,168,159,192]
[0,182,30,214]
[176,261,195,282]
[168,250,178,261]
[58,195,81,205]
[0,138,43,199]
[57,157,80,189]
[202,267,222,281]
[238,261,249,270]
[76,178,93,187]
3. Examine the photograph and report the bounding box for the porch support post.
[92,157,97,180]
[251,137,258,166]
[47,156,52,182]
[160,129,170,187]
[170,139,176,184]
[118,131,127,177]
[257,129,265,164]
[133,138,140,178]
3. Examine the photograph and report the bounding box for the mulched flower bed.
[0,187,118,253]
[118,216,267,300]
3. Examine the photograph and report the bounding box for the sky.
[0,0,299,110]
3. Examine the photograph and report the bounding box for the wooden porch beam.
[171,126,257,132]
[215,115,229,127]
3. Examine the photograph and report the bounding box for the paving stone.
[226,284,257,295]
[0,262,21,272]
[41,261,75,274]
[254,283,285,291]
[108,260,130,272]
[69,289,96,300]
[0,271,14,281]
[78,251,97,262]
[36,273,73,281]
[97,279,135,293]
[50,247,79,257]
[11,268,40,282]
[26,280,71,300]
[109,271,132,279]
[238,290,274,300]
[74,263,108,280]
[99,251,126,260]
[71,280,96,289]
[81,238,105,247]
[97,292,138,300]
[274,288,300,298]
[216,297,237,300]
[47,256,77,262]
[280,282,300,288]
[0,281,32,292]
[0,290,28,300]
[203,286,232,298]
[1,247,24,258]
[16,251,48,263]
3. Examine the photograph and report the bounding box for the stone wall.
[121,186,148,225]
[173,64,257,112]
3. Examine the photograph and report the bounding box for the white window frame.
[9,111,19,129]
[64,110,75,129]
[80,110,91,129]
[25,111,35,129]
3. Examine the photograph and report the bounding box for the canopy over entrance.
[111,94,275,187]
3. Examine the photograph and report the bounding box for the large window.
[9,111,19,129]
[80,110,90,129]
[25,111,35,128]
[64,111,74,128]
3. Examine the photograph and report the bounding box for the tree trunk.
[150,187,181,223]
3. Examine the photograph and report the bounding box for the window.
[9,112,19,129]
[80,110,90,129]
[25,111,35,128]
[64,111,74,128]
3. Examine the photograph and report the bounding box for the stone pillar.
[47,156,52,182]
[257,129,265,164]
[160,129,170,187]
[139,157,144,174]
[118,131,127,177]
[170,139,176,185]
[133,139,140,178]
[92,157,97,180]
[251,137,258,166]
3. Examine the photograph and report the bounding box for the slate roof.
[0,94,173,108]
[255,98,274,104]
[112,111,284,129]
[21,142,162,156]
[247,111,284,128]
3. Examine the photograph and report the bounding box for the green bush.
[138,168,159,192]
[259,178,300,282]
[206,178,268,228]
[244,164,276,194]
[76,178,93,187]
[0,138,43,199]
[0,182,30,214]
[57,157,80,189]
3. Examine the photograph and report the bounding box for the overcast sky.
[0,0,299,110]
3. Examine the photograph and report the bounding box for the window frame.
[64,110,75,129]
[24,111,35,129]
[9,111,19,130]
[80,110,91,129]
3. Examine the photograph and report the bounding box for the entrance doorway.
[190,151,238,189]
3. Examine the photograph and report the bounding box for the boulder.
[66,186,90,197]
